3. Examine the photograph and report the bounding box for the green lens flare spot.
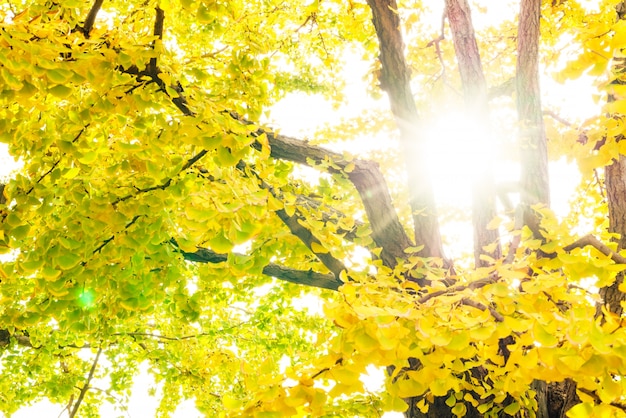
[77,289,96,308]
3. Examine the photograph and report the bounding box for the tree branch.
[460,297,504,322]
[577,387,626,412]
[561,234,626,265]
[418,275,496,304]
[237,162,349,281]
[82,0,105,38]
[445,0,501,267]
[69,347,102,418]
[149,7,165,75]
[117,55,411,270]
[180,246,343,291]
[112,148,208,206]
[92,215,141,254]
[365,0,445,261]
[26,125,89,195]
[251,127,413,269]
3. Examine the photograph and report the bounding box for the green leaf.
[503,402,520,416]
[48,84,72,98]
[55,253,82,270]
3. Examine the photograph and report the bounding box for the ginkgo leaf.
[311,242,329,254]
[55,253,82,270]
[48,84,72,98]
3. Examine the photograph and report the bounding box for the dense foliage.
[2,0,626,417]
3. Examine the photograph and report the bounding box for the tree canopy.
[1,0,626,417]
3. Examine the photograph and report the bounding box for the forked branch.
[250,128,413,269]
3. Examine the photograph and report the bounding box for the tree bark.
[366,0,445,261]
[254,129,414,268]
[602,156,626,316]
[516,1,551,416]
[517,0,550,211]
[445,0,501,268]
[600,0,626,317]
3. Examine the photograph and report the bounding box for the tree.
[1,0,626,416]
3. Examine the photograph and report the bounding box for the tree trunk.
[602,155,626,316]
[516,0,550,211]
[366,0,446,261]
[515,1,552,416]
[445,0,501,267]
[600,0,626,316]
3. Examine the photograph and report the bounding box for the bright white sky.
[6,0,604,417]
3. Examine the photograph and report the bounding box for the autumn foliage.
[2,0,626,417]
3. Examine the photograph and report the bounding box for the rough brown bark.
[600,0,626,316]
[366,0,445,261]
[517,0,550,210]
[445,0,501,268]
[254,130,413,268]
[516,1,551,416]
[602,156,626,316]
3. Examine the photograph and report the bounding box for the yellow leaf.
[452,403,467,417]
[209,233,233,253]
[430,378,451,397]
[532,321,558,348]
[566,402,594,418]
[503,402,520,416]
[397,376,426,398]
[311,241,329,254]
[599,374,623,403]
[48,84,72,99]
[383,394,409,412]
[486,216,502,230]
[222,395,242,410]
[354,330,378,352]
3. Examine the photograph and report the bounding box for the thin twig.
[69,347,103,418]
[418,275,497,304]
[92,215,140,254]
[114,332,211,341]
[112,149,208,205]
[26,126,89,195]
[460,298,504,322]
[543,109,573,127]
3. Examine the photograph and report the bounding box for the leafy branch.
[577,387,626,412]
[560,234,626,265]
[26,125,89,195]
[238,161,349,280]
[180,245,343,291]
[112,148,208,206]
[249,126,413,269]
[111,17,413,272]
[92,215,140,254]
